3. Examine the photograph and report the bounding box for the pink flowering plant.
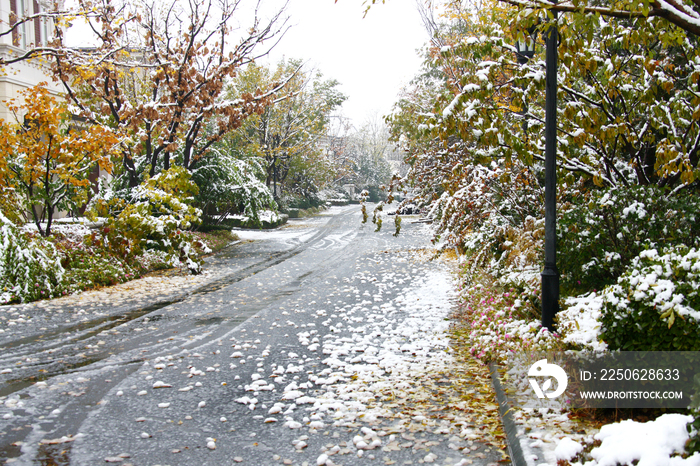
[453,273,562,363]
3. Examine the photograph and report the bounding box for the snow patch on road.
[271,255,472,438]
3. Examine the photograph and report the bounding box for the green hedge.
[0,213,65,304]
[559,185,700,294]
[599,247,700,351]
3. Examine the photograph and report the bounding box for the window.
[19,0,27,49]
[33,0,42,47]
[10,0,20,47]
[9,0,48,49]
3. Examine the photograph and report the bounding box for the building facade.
[0,0,62,121]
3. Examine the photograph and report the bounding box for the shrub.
[559,185,700,294]
[599,247,700,351]
[426,161,543,286]
[454,274,561,363]
[191,150,275,225]
[689,383,700,456]
[687,410,700,457]
[55,235,142,292]
[0,213,65,304]
[91,167,209,274]
[284,193,323,210]
[492,216,544,303]
[362,185,385,203]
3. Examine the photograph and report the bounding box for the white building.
[0,0,63,121]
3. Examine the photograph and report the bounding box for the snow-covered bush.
[0,212,65,304]
[446,168,557,362]
[283,192,323,211]
[559,185,700,294]
[56,234,144,292]
[491,215,544,302]
[429,162,542,258]
[360,185,385,203]
[688,408,700,457]
[557,292,608,352]
[599,247,700,351]
[92,167,209,274]
[690,376,700,456]
[191,150,275,225]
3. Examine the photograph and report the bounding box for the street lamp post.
[541,10,560,332]
[514,15,560,331]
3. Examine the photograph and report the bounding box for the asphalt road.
[0,206,504,466]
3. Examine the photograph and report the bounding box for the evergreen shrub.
[688,384,700,456]
[0,213,65,304]
[92,167,209,273]
[599,247,700,351]
[559,185,700,294]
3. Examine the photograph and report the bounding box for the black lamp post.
[541,11,560,332]
[513,15,560,332]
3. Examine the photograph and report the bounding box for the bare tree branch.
[499,0,700,36]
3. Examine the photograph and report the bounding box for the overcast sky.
[65,0,429,127]
[260,0,429,126]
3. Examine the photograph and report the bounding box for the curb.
[489,361,528,466]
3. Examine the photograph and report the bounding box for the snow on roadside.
[503,292,699,466]
[501,357,700,466]
[544,413,700,466]
[584,414,700,466]
[308,262,456,424]
[558,292,607,352]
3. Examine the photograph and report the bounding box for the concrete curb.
[489,361,528,466]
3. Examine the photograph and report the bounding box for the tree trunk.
[45,203,54,237]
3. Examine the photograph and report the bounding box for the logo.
[528,359,568,399]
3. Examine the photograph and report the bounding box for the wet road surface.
[0,206,505,466]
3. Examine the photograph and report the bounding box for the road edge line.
[489,361,527,466]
